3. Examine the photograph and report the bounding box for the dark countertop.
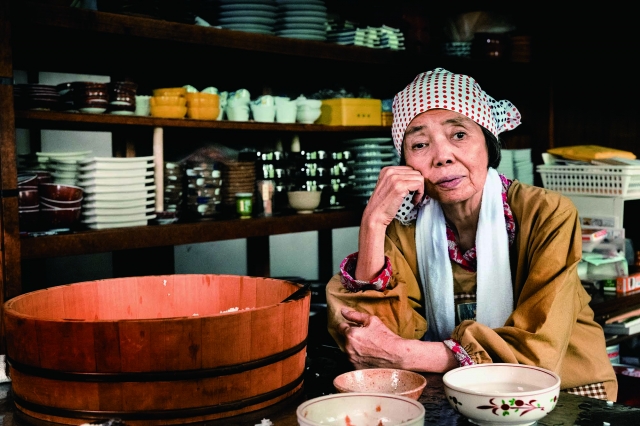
[2,344,640,426]
[2,305,640,426]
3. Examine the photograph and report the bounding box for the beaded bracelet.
[443,338,474,367]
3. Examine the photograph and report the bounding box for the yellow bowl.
[186,93,220,107]
[187,106,220,120]
[150,105,187,118]
[153,87,187,97]
[150,96,186,107]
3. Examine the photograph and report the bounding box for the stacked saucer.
[344,137,398,205]
[378,25,405,50]
[14,84,61,111]
[163,161,185,218]
[216,0,277,35]
[184,161,223,221]
[77,156,156,229]
[220,161,256,217]
[275,0,327,41]
[34,151,92,185]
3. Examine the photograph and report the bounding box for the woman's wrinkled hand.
[363,166,425,227]
[336,308,406,370]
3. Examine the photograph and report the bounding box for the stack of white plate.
[378,25,405,50]
[216,0,277,35]
[327,28,379,47]
[344,137,399,204]
[77,156,156,230]
[275,0,327,41]
[511,148,535,185]
[497,149,515,180]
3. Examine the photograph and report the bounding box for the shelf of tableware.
[15,110,391,133]
[20,208,363,260]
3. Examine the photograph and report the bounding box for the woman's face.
[403,109,489,206]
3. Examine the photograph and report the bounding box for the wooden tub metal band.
[12,373,304,421]
[6,338,306,382]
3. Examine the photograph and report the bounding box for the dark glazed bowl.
[38,183,84,202]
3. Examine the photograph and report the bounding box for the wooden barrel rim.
[12,374,304,421]
[7,339,307,382]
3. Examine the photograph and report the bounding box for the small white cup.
[276,102,297,123]
[226,105,250,121]
[251,104,276,122]
[135,95,151,116]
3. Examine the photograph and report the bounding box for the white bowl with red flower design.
[443,363,561,426]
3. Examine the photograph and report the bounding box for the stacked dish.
[71,82,110,114]
[13,84,61,111]
[184,161,223,221]
[216,0,277,35]
[34,151,92,185]
[107,81,137,115]
[163,161,184,219]
[275,0,327,41]
[220,161,256,217]
[345,137,398,204]
[77,156,156,229]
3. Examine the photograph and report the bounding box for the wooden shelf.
[20,208,363,259]
[591,290,640,323]
[15,110,391,133]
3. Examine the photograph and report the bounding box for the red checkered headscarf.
[391,68,521,155]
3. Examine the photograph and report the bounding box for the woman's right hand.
[354,166,424,282]
[363,165,425,227]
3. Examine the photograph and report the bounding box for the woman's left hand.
[336,308,407,369]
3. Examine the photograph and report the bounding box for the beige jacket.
[327,181,618,400]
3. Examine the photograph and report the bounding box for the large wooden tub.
[3,274,311,425]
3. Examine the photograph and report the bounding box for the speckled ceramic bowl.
[333,368,427,400]
[443,363,561,426]
[297,392,425,426]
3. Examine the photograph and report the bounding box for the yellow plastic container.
[318,98,382,126]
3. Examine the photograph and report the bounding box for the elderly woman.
[326,68,618,401]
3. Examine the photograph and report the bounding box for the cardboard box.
[318,98,382,126]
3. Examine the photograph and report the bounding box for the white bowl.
[296,107,321,124]
[443,363,561,426]
[297,392,425,426]
[287,190,321,213]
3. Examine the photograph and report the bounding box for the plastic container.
[537,164,640,196]
[318,98,382,126]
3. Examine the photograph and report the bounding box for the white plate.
[278,3,327,11]
[83,206,155,216]
[275,22,326,30]
[84,192,154,202]
[277,28,326,36]
[220,23,275,33]
[277,33,326,41]
[281,16,326,24]
[82,184,156,194]
[276,0,325,3]
[218,16,276,25]
[84,198,154,209]
[219,10,277,18]
[82,213,156,224]
[79,161,153,171]
[83,215,156,229]
[80,156,154,164]
[79,169,154,178]
[346,144,397,152]
[219,3,277,12]
[78,177,154,186]
[277,10,326,18]
[36,150,92,158]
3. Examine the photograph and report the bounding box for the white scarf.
[415,168,513,341]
